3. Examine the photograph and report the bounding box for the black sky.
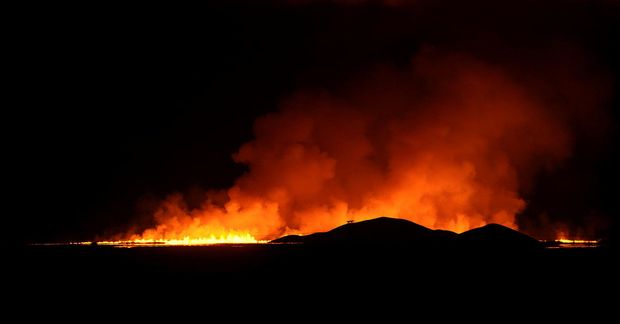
[8,1,620,243]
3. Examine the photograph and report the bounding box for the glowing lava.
[545,232,600,248]
[84,232,264,246]
[556,238,599,244]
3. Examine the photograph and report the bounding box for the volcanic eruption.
[106,45,609,245]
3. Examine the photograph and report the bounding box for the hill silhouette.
[271,217,540,250]
[271,217,449,244]
[457,223,542,249]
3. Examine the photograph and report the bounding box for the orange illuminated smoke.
[109,51,607,244]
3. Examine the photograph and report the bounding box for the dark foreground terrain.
[7,218,617,308]
[8,244,616,311]
[13,243,615,278]
[7,243,617,317]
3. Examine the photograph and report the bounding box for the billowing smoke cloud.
[130,46,609,241]
[103,0,616,242]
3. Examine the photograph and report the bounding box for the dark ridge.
[271,217,540,251]
[271,217,456,246]
[457,223,542,249]
[270,234,305,244]
[433,229,460,240]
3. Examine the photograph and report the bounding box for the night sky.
[9,1,619,243]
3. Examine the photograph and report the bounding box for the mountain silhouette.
[271,216,456,245]
[271,217,540,250]
[457,223,542,249]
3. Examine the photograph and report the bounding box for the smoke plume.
[130,45,610,241]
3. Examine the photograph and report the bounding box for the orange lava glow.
[555,238,599,244]
[76,232,262,246]
[100,236,261,246]
[107,230,263,245]
[554,229,599,245]
[549,230,600,248]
